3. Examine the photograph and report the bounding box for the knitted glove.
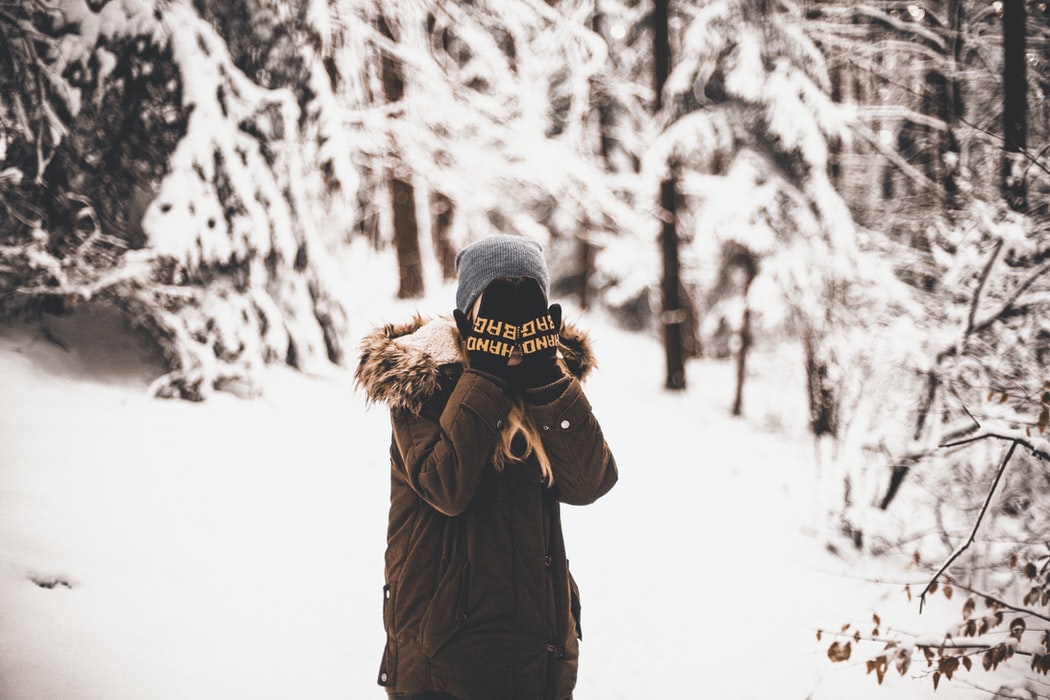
[515,277,563,388]
[453,278,518,378]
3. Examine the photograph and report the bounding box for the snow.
[0,287,997,699]
[144,2,308,273]
[4,0,1046,694]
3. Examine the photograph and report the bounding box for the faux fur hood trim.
[355,314,597,414]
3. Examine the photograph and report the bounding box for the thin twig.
[953,675,1050,700]
[941,431,1050,462]
[936,261,1050,364]
[821,627,1041,655]
[849,120,938,193]
[970,262,1050,337]
[966,238,1002,337]
[840,51,1050,179]
[947,579,1050,625]
[919,440,1018,613]
[958,403,981,433]
[1024,143,1050,181]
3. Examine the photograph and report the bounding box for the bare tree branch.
[920,440,1018,613]
[969,262,1050,337]
[966,238,1003,337]
[849,120,939,193]
[941,426,1050,461]
[934,261,1050,365]
[948,580,1050,625]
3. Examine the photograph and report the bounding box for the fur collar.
[355,314,597,414]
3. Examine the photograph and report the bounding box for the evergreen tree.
[648,0,907,435]
[0,0,357,399]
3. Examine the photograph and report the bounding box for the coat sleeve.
[390,370,513,517]
[526,378,618,506]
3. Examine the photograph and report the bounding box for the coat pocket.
[418,562,469,657]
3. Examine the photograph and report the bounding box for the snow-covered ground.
[0,284,991,699]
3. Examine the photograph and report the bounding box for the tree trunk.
[659,175,686,390]
[653,0,686,390]
[923,0,964,206]
[827,63,843,188]
[577,234,594,310]
[1002,0,1028,212]
[379,14,424,298]
[732,306,751,416]
[653,0,671,110]
[431,191,457,281]
[581,8,612,311]
[886,0,963,209]
[804,334,838,438]
[731,248,758,416]
[391,178,424,297]
[354,173,382,246]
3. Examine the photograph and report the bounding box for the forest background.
[2,0,1050,696]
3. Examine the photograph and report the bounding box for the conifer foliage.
[650,0,906,432]
[1,0,647,399]
[1,0,354,399]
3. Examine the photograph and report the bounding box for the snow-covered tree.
[637,0,914,439]
[335,0,646,306]
[803,0,1050,523]
[0,0,362,399]
[808,2,1050,693]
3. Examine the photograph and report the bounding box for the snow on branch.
[853,4,948,50]
[940,422,1050,462]
[342,0,645,241]
[144,2,300,269]
[2,0,356,399]
[133,2,352,397]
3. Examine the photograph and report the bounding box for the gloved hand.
[453,278,518,378]
[515,277,563,388]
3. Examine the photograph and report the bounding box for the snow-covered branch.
[940,423,1050,462]
[853,4,948,50]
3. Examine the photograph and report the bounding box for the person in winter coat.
[355,234,618,700]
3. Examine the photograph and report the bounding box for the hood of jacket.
[355,314,596,414]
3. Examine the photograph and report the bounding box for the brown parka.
[355,315,617,700]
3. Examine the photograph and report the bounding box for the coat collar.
[355,314,597,414]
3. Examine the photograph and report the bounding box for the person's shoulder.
[355,315,462,414]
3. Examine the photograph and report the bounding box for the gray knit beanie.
[455,234,550,313]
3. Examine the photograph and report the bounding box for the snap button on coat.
[559,419,570,429]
